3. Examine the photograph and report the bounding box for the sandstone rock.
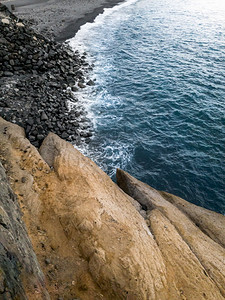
[159,190,225,248]
[1,116,225,299]
[0,161,49,299]
[0,118,168,299]
[117,168,225,299]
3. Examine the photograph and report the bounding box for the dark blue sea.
[69,0,225,214]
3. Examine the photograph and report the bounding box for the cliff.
[0,163,49,299]
[0,116,224,299]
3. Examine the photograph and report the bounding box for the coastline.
[0,3,95,147]
[1,116,225,299]
[56,0,125,42]
[1,0,225,298]
[2,0,125,41]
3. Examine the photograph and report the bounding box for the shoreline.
[1,115,225,299]
[1,0,225,298]
[0,3,94,147]
[2,0,125,42]
[0,0,128,149]
[56,0,125,42]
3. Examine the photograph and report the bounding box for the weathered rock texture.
[0,117,168,299]
[0,116,225,299]
[117,169,225,299]
[0,161,49,299]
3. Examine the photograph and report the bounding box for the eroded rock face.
[117,169,225,299]
[0,117,168,299]
[0,162,49,299]
[0,116,225,299]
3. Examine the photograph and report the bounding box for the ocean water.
[69,0,225,214]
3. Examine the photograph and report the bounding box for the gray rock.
[27,118,34,126]
[72,86,78,92]
[29,135,36,142]
[0,3,92,149]
[37,134,45,140]
[3,71,13,76]
[78,82,85,89]
[41,111,48,121]
[61,132,69,139]
[80,131,92,138]
[87,79,95,86]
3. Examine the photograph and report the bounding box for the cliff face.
[0,116,224,300]
[0,162,49,299]
[0,117,168,299]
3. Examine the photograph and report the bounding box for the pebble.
[78,82,85,89]
[16,22,25,27]
[87,80,95,86]
[41,111,48,121]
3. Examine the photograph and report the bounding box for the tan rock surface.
[0,117,167,299]
[117,169,225,299]
[0,116,225,300]
[149,209,223,300]
[159,190,225,248]
[0,161,50,299]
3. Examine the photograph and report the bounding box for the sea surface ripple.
[69,0,225,214]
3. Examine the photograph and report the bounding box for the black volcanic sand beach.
[2,0,124,41]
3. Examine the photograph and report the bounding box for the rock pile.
[0,3,93,147]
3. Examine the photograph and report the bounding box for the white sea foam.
[68,0,139,56]
[66,0,138,173]
[67,0,139,115]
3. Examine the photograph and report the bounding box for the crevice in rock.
[162,214,225,298]
[160,191,225,249]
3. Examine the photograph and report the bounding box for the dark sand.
[2,0,124,41]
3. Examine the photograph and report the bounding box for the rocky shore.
[0,3,94,147]
[0,1,225,299]
[0,117,225,299]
